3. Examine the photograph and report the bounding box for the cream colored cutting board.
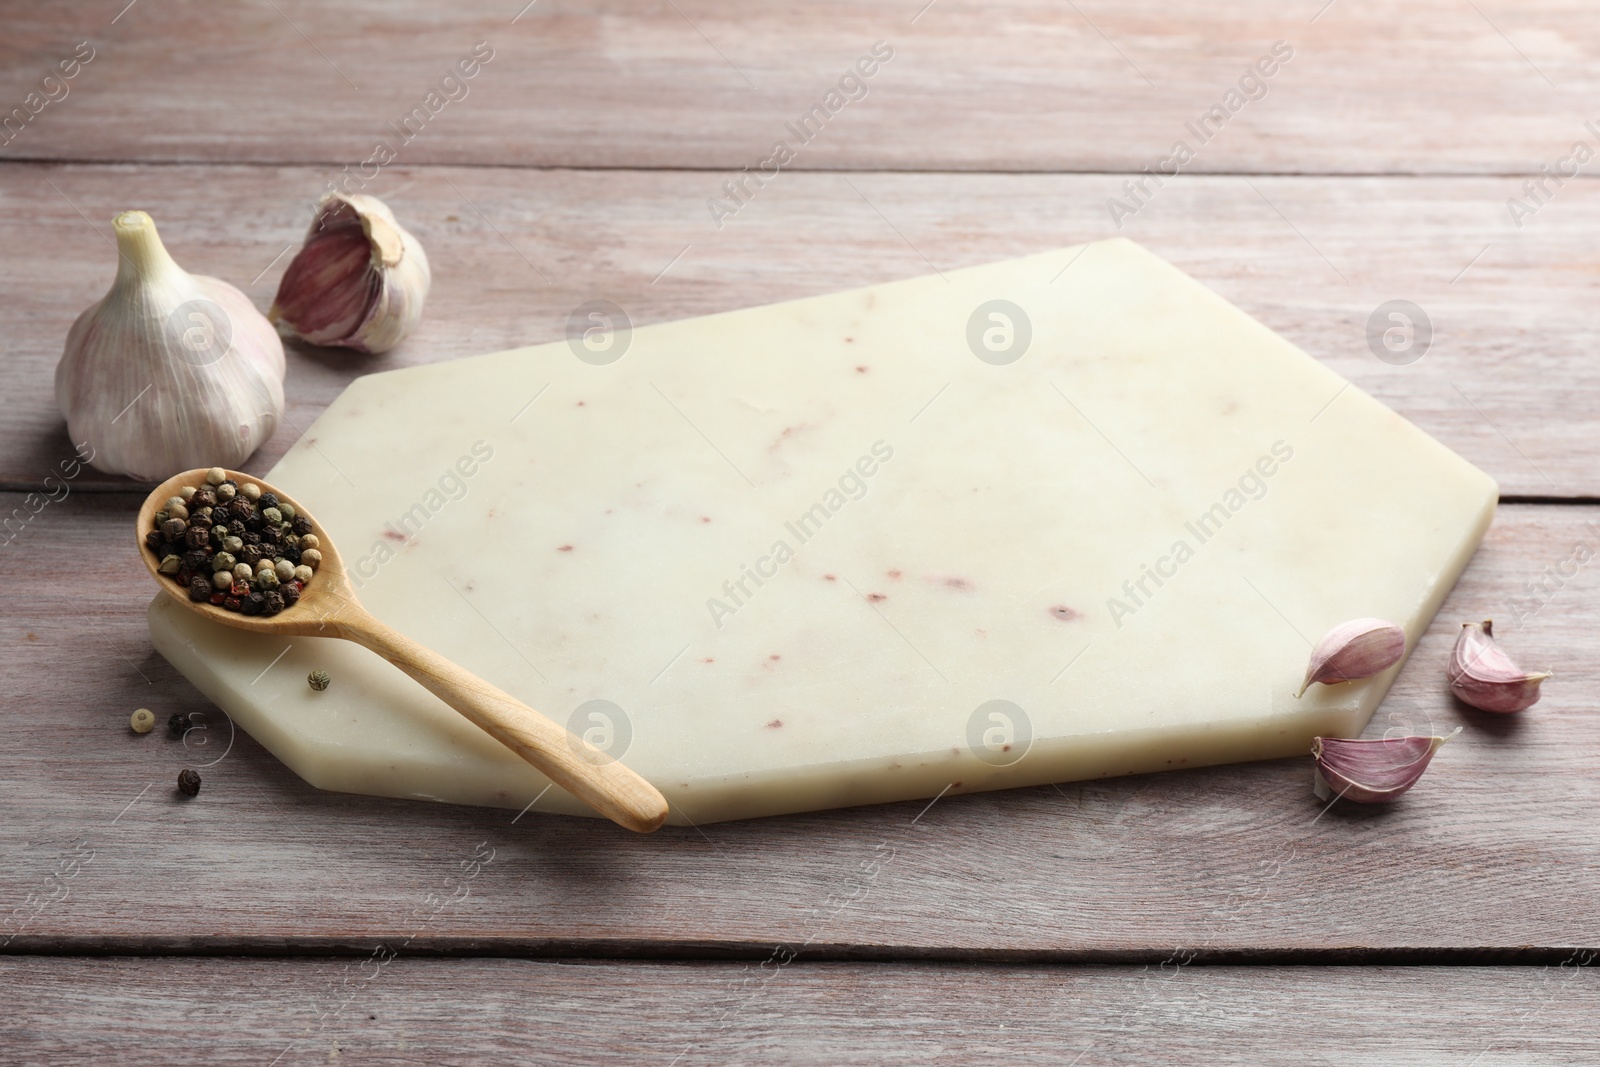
[148,239,1496,824]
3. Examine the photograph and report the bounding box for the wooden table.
[4,2,1597,1061]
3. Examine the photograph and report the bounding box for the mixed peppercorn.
[145,467,321,617]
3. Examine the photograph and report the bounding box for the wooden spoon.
[137,468,669,833]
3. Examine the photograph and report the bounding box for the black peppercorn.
[181,549,211,571]
[241,591,266,616]
[183,525,209,548]
[281,545,302,565]
[280,583,300,607]
[231,499,254,520]
[228,519,246,538]
[145,529,164,551]
[223,595,242,612]
[186,511,210,528]
[244,531,262,545]
[291,516,313,536]
[240,544,262,564]
[258,492,279,510]
[192,486,216,508]
[259,543,280,560]
[161,518,188,541]
[262,590,285,615]
[177,768,201,797]
[187,576,211,601]
[210,503,230,524]
[168,713,190,738]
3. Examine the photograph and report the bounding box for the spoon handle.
[341,609,669,833]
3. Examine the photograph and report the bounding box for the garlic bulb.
[55,211,285,481]
[269,193,430,354]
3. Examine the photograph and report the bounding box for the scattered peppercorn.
[177,768,202,797]
[308,669,331,692]
[168,712,190,738]
[130,708,155,733]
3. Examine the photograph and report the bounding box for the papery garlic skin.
[270,193,430,354]
[55,211,285,481]
[1448,620,1550,713]
[1311,728,1460,804]
[1297,618,1406,697]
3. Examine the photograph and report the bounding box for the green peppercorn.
[177,768,201,797]
[308,669,331,692]
[213,551,236,571]
[258,569,281,591]
[278,502,297,521]
[130,708,155,733]
[223,535,244,555]
[158,554,183,576]
[262,506,283,524]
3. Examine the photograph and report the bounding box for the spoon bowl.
[138,468,669,832]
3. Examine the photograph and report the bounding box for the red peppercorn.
[209,592,226,605]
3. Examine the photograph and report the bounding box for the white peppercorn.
[300,548,322,569]
[130,708,155,733]
[274,559,296,581]
[216,482,237,502]
[293,564,314,584]
[206,467,227,486]
[240,483,262,502]
[212,570,233,590]
[179,485,197,501]
[233,563,253,582]
[298,534,319,550]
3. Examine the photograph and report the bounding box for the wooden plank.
[3,957,1598,1064]
[3,164,1595,496]
[0,0,1593,173]
[2,492,1596,955]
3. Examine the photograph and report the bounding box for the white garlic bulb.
[55,210,285,481]
[269,193,430,354]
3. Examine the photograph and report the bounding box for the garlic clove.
[1447,619,1550,713]
[1297,618,1406,697]
[54,210,285,480]
[270,193,430,354]
[1311,728,1461,804]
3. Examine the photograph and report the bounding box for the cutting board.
[148,238,1497,824]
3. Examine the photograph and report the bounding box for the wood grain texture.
[3,492,1596,955]
[3,165,1595,497]
[0,0,1593,173]
[3,957,1598,1065]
